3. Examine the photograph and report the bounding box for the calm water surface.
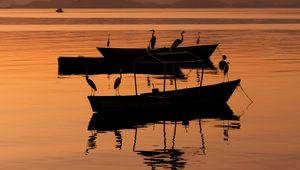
[0,8,299,170]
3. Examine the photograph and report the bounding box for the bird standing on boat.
[114,69,122,96]
[218,55,230,82]
[107,33,110,47]
[149,29,156,49]
[170,31,185,51]
[85,66,97,95]
[85,73,97,96]
[196,32,200,45]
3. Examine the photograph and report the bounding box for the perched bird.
[147,75,151,87]
[223,62,229,82]
[114,69,122,96]
[218,55,229,82]
[224,62,229,76]
[196,32,200,45]
[218,55,228,70]
[170,31,185,51]
[107,33,110,47]
[85,73,97,96]
[149,29,156,49]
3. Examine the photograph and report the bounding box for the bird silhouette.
[114,69,122,96]
[149,29,156,49]
[218,55,227,70]
[223,62,229,82]
[107,33,110,47]
[170,31,185,51]
[196,32,200,45]
[85,67,97,96]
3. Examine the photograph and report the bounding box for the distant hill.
[170,0,300,8]
[8,0,300,8]
[9,0,156,8]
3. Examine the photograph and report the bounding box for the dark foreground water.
[0,8,299,170]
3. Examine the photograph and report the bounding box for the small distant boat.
[56,8,64,13]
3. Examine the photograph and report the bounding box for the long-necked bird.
[107,33,110,47]
[196,32,200,45]
[114,69,122,96]
[85,73,97,96]
[170,31,185,51]
[149,29,156,49]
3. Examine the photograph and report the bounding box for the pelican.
[107,33,110,47]
[149,29,156,49]
[196,32,200,45]
[114,69,122,96]
[85,71,97,96]
[170,31,185,51]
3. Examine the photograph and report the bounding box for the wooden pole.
[173,64,177,91]
[133,64,138,96]
[200,66,204,87]
[163,64,166,95]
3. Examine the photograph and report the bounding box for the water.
[0,8,300,170]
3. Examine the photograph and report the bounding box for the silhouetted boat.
[57,55,184,75]
[56,8,64,13]
[87,52,240,112]
[97,44,219,67]
[88,79,240,112]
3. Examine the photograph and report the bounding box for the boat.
[88,79,240,112]
[87,52,240,113]
[57,55,184,75]
[56,8,64,13]
[97,43,219,67]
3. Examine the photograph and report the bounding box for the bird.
[170,31,185,51]
[147,75,151,87]
[218,55,227,70]
[149,29,156,49]
[107,33,110,47]
[114,69,122,96]
[196,32,200,45]
[85,67,97,96]
[223,62,229,82]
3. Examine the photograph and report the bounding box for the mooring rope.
[238,84,253,103]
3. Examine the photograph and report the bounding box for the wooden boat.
[87,52,240,113]
[57,56,184,75]
[56,8,64,13]
[97,44,219,66]
[88,79,240,112]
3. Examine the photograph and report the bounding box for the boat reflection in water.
[86,104,240,169]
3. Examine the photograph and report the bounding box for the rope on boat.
[238,84,253,103]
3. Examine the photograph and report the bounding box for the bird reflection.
[114,129,123,150]
[85,129,97,154]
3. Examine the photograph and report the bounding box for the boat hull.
[88,79,240,113]
[97,44,218,65]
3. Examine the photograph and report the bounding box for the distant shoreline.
[1,7,300,9]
